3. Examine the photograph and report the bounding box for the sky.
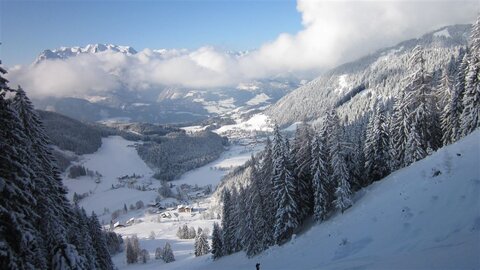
[1,0,478,97]
[1,0,302,66]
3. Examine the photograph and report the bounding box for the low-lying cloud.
[8,0,479,98]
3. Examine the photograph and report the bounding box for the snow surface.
[246,93,271,106]
[193,97,236,115]
[173,144,264,187]
[215,113,273,135]
[137,130,479,270]
[64,136,158,223]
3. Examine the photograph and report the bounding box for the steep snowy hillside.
[267,24,471,126]
[166,129,480,270]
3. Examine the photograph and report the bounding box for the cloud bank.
[8,0,479,98]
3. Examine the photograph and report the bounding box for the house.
[161,212,172,218]
[177,205,193,213]
[126,217,135,225]
[113,221,125,228]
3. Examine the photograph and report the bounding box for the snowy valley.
[1,3,479,270]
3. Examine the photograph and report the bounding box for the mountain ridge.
[266,24,471,126]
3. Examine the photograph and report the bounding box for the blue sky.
[0,0,302,66]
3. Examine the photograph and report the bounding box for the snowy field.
[174,144,264,187]
[63,136,158,223]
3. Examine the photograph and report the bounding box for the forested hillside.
[267,24,471,126]
[213,18,479,258]
[137,131,227,181]
[37,110,103,154]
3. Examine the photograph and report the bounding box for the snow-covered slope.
[63,136,158,223]
[166,130,480,270]
[34,43,137,64]
[267,24,471,126]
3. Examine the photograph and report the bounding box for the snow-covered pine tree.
[451,49,470,141]
[88,212,114,270]
[363,103,390,184]
[125,239,136,264]
[211,222,223,260]
[221,189,235,255]
[404,125,427,165]
[161,242,175,263]
[0,62,47,269]
[258,137,275,246]
[343,119,367,190]
[329,111,353,214]
[402,46,440,164]
[1,60,113,269]
[292,123,314,221]
[310,135,330,222]
[194,232,210,257]
[318,113,336,211]
[12,86,88,270]
[389,90,409,170]
[231,187,245,252]
[272,124,301,244]
[460,16,480,137]
[440,54,461,145]
[69,206,97,269]
[243,155,266,257]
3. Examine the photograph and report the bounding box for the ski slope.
[160,130,480,270]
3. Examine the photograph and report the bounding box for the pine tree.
[390,90,409,170]
[0,60,113,269]
[310,135,329,222]
[318,113,336,211]
[211,222,223,260]
[460,16,480,137]
[125,240,136,264]
[404,125,427,165]
[231,187,245,252]
[243,155,266,257]
[363,104,390,184]
[407,46,440,152]
[88,212,114,270]
[0,62,47,269]
[440,54,461,145]
[161,242,175,263]
[451,49,470,141]
[69,206,96,269]
[292,123,314,221]
[13,85,87,270]
[258,137,275,246]
[194,232,210,257]
[272,125,300,244]
[329,112,353,214]
[221,189,235,255]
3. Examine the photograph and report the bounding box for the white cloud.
[7,0,479,98]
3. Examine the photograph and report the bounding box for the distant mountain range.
[34,44,137,64]
[32,43,299,124]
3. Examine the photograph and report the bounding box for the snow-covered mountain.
[266,24,471,126]
[34,43,137,64]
